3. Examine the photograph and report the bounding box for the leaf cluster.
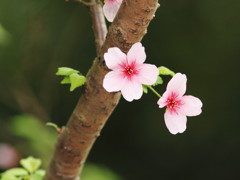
[56,67,86,91]
[0,157,45,180]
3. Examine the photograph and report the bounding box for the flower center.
[167,99,177,109]
[121,62,138,79]
[125,66,134,74]
[166,93,182,113]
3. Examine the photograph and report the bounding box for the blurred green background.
[0,0,240,179]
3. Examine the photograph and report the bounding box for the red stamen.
[125,66,134,74]
[166,93,182,113]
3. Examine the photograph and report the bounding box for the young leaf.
[35,169,46,177]
[158,66,175,76]
[3,168,28,176]
[142,85,148,94]
[30,173,42,180]
[30,169,46,180]
[46,122,59,130]
[56,67,86,92]
[30,173,44,180]
[56,67,79,76]
[69,73,86,91]
[152,76,163,86]
[20,156,42,174]
[1,173,21,180]
[60,77,71,84]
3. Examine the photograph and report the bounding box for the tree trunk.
[45,0,159,179]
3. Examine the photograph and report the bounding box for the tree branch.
[45,0,159,179]
[89,0,107,53]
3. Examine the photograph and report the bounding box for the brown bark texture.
[45,0,159,179]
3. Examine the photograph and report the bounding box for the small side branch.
[90,0,107,53]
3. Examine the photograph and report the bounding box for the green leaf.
[20,156,42,174]
[152,76,163,86]
[10,115,56,169]
[1,173,21,180]
[30,174,42,180]
[35,170,46,177]
[3,168,28,176]
[56,67,79,76]
[81,163,122,180]
[60,77,71,84]
[56,67,86,92]
[142,85,148,94]
[69,73,86,91]
[30,170,46,180]
[0,24,11,46]
[158,66,175,76]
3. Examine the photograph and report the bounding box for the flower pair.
[103,42,202,134]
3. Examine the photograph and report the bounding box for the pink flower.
[103,42,159,102]
[103,0,122,22]
[157,73,202,134]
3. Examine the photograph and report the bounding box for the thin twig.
[146,85,161,98]
[89,0,107,53]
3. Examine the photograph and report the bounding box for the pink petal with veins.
[136,64,159,85]
[104,47,126,70]
[127,42,146,65]
[103,0,122,22]
[121,79,143,102]
[179,95,203,116]
[166,73,187,97]
[164,110,187,134]
[103,71,126,92]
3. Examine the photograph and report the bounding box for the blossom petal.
[103,71,125,92]
[104,47,126,70]
[157,92,168,108]
[179,95,203,116]
[127,42,146,65]
[167,73,187,97]
[121,80,143,102]
[136,64,159,85]
[164,111,187,134]
[103,0,122,22]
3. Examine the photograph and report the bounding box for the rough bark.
[45,0,159,179]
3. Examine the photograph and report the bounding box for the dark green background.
[0,0,240,179]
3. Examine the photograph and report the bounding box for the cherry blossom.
[157,73,202,134]
[103,0,122,22]
[103,42,159,102]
